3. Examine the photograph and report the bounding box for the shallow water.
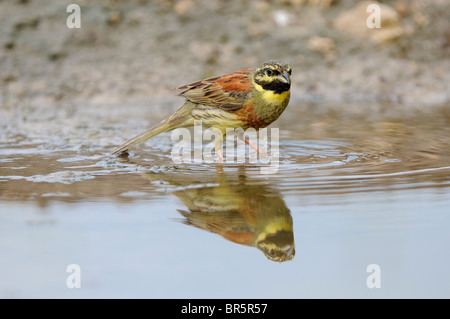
[1,101,450,298]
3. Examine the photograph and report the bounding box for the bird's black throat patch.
[256,79,290,94]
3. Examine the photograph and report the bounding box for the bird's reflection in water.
[141,166,295,262]
[174,183,295,262]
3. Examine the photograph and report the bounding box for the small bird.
[141,167,295,262]
[111,61,292,161]
[175,183,295,262]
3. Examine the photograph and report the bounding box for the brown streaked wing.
[176,68,254,110]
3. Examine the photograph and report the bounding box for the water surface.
[1,101,449,298]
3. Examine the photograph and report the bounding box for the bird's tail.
[111,101,196,155]
[111,121,172,155]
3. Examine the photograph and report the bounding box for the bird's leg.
[242,136,261,153]
[216,164,224,175]
[216,146,223,163]
[214,136,224,164]
[237,131,268,160]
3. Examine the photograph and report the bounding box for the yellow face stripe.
[256,219,294,242]
[253,82,290,104]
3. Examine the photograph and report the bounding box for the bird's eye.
[266,69,274,76]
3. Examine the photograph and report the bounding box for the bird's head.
[257,233,295,262]
[252,61,292,95]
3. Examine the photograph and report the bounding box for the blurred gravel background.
[0,0,449,117]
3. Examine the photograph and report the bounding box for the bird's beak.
[277,71,291,84]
